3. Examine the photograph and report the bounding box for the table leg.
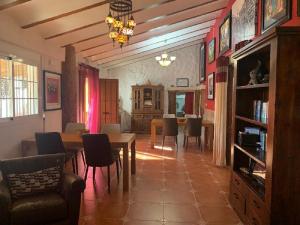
[131,140,136,175]
[123,144,129,192]
[151,123,156,148]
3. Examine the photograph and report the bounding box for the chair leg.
[116,160,120,182]
[162,136,165,150]
[175,136,178,152]
[81,150,86,166]
[84,166,89,182]
[75,153,79,175]
[71,158,76,174]
[183,135,186,147]
[200,136,203,151]
[107,166,111,193]
[93,167,96,183]
[118,154,122,170]
[186,137,189,150]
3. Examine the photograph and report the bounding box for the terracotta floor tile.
[164,204,201,223]
[127,202,164,221]
[199,206,240,224]
[78,134,241,225]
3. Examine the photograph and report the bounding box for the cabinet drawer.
[231,172,247,196]
[230,185,246,223]
[247,207,265,225]
[248,190,268,224]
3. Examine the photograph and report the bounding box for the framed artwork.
[176,78,189,87]
[207,73,215,100]
[200,43,206,82]
[219,12,232,55]
[232,0,257,49]
[208,38,215,63]
[43,70,62,111]
[261,0,291,32]
[298,0,300,16]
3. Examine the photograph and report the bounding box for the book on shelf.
[259,131,267,152]
[253,100,268,124]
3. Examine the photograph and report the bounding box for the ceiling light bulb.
[159,60,171,67]
[170,56,176,61]
[155,56,161,61]
[105,12,114,24]
[109,31,118,39]
[161,53,168,59]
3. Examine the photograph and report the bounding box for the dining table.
[21,132,136,192]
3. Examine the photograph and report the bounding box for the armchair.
[0,154,85,225]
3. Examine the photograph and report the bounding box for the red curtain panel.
[79,64,100,133]
[184,92,194,114]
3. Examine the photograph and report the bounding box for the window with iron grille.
[0,57,38,119]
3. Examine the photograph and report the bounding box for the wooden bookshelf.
[235,115,267,129]
[236,83,269,90]
[234,144,266,167]
[229,27,300,225]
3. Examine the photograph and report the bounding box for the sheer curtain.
[184,92,194,114]
[79,64,100,133]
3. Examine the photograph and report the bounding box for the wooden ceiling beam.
[85,25,211,58]
[92,32,207,63]
[62,6,224,48]
[21,0,109,29]
[0,0,31,11]
[44,0,175,40]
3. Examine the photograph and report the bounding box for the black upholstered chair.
[162,118,178,151]
[184,118,202,150]
[82,134,120,193]
[0,154,85,225]
[35,132,77,174]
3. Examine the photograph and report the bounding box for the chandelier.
[105,0,136,48]
[155,53,176,67]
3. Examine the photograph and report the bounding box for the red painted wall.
[203,0,300,111]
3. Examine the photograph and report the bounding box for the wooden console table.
[151,118,214,150]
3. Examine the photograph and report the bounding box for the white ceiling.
[0,0,228,69]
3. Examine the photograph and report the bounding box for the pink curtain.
[184,92,194,114]
[79,64,100,133]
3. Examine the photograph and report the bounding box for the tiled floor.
[75,135,242,225]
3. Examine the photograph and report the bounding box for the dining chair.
[35,132,77,174]
[184,118,202,150]
[82,134,120,193]
[65,122,88,167]
[101,123,122,169]
[162,118,178,151]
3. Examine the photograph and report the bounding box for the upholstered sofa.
[0,153,85,225]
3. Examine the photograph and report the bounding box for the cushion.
[11,193,67,225]
[6,166,62,199]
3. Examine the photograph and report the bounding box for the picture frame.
[261,0,291,33]
[232,0,257,50]
[219,12,232,55]
[207,73,215,100]
[298,0,300,16]
[176,78,189,87]
[208,38,215,63]
[43,70,62,111]
[200,43,206,82]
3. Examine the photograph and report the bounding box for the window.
[0,57,38,119]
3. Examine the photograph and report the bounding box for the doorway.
[176,93,186,117]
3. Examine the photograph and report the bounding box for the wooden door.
[100,79,119,128]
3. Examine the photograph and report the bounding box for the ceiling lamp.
[105,0,136,48]
[155,52,176,67]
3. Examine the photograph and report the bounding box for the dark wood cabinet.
[230,27,300,225]
[131,84,164,133]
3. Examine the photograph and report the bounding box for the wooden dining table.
[151,118,214,150]
[21,133,136,192]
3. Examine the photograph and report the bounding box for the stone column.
[61,45,78,130]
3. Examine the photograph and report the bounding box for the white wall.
[0,13,64,159]
[99,44,201,130]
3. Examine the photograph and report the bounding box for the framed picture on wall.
[200,43,206,82]
[207,73,215,100]
[261,0,291,32]
[43,70,62,111]
[208,38,215,63]
[219,12,232,55]
[176,78,189,87]
[232,0,257,49]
